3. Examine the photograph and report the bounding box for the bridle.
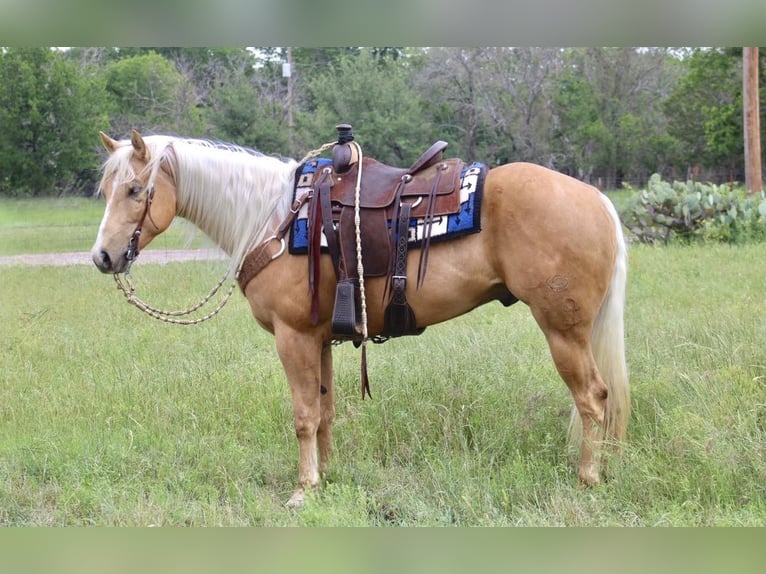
[124,140,176,264]
[113,153,238,325]
[109,140,342,326]
[125,184,157,263]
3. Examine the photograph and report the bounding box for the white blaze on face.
[91,197,113,258]
[91,175,126,270]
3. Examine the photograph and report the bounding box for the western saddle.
[301,124,465,341]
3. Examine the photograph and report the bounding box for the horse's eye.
[128,183,142,197]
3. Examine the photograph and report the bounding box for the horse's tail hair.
[569,193,630,449]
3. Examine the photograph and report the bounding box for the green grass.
[1,197,764,525]
[0,197,207,255]
[1,243,765,525]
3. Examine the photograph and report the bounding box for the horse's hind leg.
[544,326,608,486]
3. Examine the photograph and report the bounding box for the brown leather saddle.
[304,124,466,340]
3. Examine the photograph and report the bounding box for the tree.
[103,51,204,137]
[113,47,258,106]
[204,61,292,156]
[664,48,744,182]
[0,48,111,196]
[478,47,562,166]
[551,68,606,181]
[413,48,492,163]
[298,48,431,165]
[2,46,759,196]
[551,48,681,188]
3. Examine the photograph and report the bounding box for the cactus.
[619,175,766,244]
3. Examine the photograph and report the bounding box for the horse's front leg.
[317,342,335,477]
[275,327,325,508]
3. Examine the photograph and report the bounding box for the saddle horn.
[332,123,359,174]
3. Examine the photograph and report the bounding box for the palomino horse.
[92,129,629,508]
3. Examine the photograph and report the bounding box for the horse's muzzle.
[92,249,129,274]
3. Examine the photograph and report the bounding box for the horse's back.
[484,162,610,228]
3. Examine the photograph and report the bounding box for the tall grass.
[2,242,765,525]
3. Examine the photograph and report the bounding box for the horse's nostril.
[97,250,112,272]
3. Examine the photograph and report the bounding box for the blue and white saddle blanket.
[289,160,486,253]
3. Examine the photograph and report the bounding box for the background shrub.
[619,174,766,244]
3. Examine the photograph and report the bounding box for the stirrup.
[331,279,363,339]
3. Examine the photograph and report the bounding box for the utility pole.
[283,47,295,152]
[743,47,762,195]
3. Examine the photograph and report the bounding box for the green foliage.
[620,174,766,244]
[664,48,745,171]
[104,51,203,137]
[552,74,602,172]
[0,48,111,196]
[552,47,683,188]
[298,49,432,165]
[0,47,763,197]
[204,64,291,156]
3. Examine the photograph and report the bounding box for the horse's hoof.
[285,488,306,509]
[578,469,600,487]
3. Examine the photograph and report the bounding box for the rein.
[115,197,240,325]
[114,150,240,325]
[113,267,237,325]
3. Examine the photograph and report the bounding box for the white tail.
[569,194,630,448]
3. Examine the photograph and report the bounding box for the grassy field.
[0,197,207,255]
[1,199,765,526]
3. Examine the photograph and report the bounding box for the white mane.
[100,135,299,273]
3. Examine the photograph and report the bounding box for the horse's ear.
[130,129,148,161]
[99,131,119,154]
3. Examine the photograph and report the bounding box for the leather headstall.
[125,184,156,263]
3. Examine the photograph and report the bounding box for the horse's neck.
[173,151,297,265]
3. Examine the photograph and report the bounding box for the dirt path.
[0,249,226,267]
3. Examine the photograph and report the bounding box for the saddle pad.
[289,161,486,253]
